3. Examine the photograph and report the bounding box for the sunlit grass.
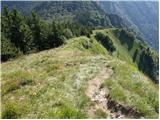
[1,30,158,119]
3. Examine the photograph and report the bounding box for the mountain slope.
[1,1,126,28]
[2,1,158,51]
[1,29,158,119]
[93,28,159,83]
[99,1,159,51]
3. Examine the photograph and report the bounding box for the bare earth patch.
[85,67,141,119]
[85,67,112,118]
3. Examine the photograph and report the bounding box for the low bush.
[95,32,116,53]
[2,103,21,119]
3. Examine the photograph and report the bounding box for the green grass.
[104,58,158,118]
[1,38,109,118]
[93,29,135,64]
[1,29,158,119]
[2,70,34,95]
[95,109,107,118]
[2,102,21,119]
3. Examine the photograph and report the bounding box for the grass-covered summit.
[1,29,158,119]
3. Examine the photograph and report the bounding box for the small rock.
[118,115,125,119]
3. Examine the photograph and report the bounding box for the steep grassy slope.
[1,30,158,119]
[93,29,159,83]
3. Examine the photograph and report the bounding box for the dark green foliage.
[1,6,12,35]
[1,7,92,61]
[118,29,135,51]
[113,29,158,83]
[32,1,113,28]
[9,8,23,47]
[60,21,92,38]
[19,23,34,53]
[1,7,34,56]
[138,48,159,83]
[75,10,111,28]
[47,21,65,48]
[1,33,21,61]
[63,28,73,39]
[28,12,49,51]
[133,49,138,62]
[95,32,116,53]
[2,1,127,29]
[108,14,126,28]
[9,8,34,53]
[1,7,22,61]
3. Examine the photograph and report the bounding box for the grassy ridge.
[104,58,158,118]
[1,36,110,118]
[1,29,158,118]
[93,29,159,83]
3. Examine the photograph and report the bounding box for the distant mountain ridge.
[1,1,126,28]
[99,1,159,51]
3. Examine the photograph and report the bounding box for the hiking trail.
[85,67,138,119]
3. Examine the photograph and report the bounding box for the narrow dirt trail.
[85,67,113,118]
[85,67,133,119]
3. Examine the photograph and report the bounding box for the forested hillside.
[2,1,158,51]
[2,1,127,28]
[100,1,159,51]
[1,1,129,61]
[1,6,92,61]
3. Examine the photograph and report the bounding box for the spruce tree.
[48,21,65,48]
[29,12,49,51]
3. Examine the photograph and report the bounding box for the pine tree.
[1,33,21,61]
[48,21,65,48]
[1,6,12,38]
[9,8,34,53]
[10,8,23,47]
[19,23,34,53]
[28,12,49,51]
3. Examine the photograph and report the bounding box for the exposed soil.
[107,96,142,119]
[85,67,142,119]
